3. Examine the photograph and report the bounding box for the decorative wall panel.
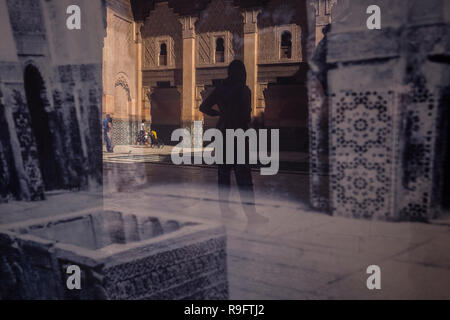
[257,0,304,64]
[330,90,396,219]
[142,3,181,70]
[196,0,244,67]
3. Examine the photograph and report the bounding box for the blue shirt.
[103,118,109,132]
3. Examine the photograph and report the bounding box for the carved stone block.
[0,210,228,300]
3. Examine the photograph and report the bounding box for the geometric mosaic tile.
[330,90,396,219]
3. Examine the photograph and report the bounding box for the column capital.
[241,8,261,34]
[313,0,337,26]
[134,21,144,44]
[179,16,198,39]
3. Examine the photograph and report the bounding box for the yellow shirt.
[151,130,157,140]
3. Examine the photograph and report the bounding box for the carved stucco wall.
[114,74,132,115]
[111,73,134,145]
[141,2,182,70]
[195,0,244,67]
[141,0,310,70]
[103,4,138,145]
[103,7,136,107]
[258,0,304,64]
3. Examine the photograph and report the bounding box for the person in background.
[137,119,146,146]
[103,114,113,152]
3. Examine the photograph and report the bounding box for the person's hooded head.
[227,60,246,86]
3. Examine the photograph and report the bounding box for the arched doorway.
[113,76,132,145]
[24,65,61,190]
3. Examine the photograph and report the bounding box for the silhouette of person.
[199,60,268,224]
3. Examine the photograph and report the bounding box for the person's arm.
[199,89,220,117]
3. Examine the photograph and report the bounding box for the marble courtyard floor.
[1,147,450,299]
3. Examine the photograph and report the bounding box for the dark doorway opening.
[150,87,181,145]
[24,65,61,191]
[263,82,308,152]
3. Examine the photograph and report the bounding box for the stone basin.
[0,210,228,300]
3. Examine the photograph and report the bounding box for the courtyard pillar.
[307,0,331,211]
[179,16,198,131]
[325,0,450,221]
[135,22,144,120]
[242,9,260,117]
